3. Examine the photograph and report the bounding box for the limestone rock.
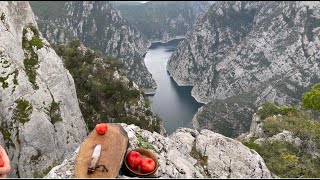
[248,112,266,139]
[269,130,303,147]
[0,2,87,178]
[45,124,273,179]
[196,130,272,178]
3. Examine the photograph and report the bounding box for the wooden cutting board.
[74,123,129,178]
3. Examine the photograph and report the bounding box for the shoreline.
[149,36,186,45]
[142,36,187,96]
[192,105,204,131]
[166,69,207,104]
[191,89,209,104]
[143,86,157,95]
[165,57,208,131]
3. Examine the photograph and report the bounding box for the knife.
[87,144,108,174]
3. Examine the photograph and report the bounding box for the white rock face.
[167,1,320,137]
[45,124,273,179]
[248,112,266,139]
[269,130,303,147]
[0,2,87,178]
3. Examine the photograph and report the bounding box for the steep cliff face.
[45,123,274,178]
[167,1,320,137]
[0,1,87,178]
[112,1,210,42]
[29,1,156,93]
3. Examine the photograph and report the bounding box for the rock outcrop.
[167,1,320,137]
[112,1,210,43]
[29,1,156,93]
[45,123,273,179]
[239,104,320,178]
[0,1,87,178]
[243,111,320,158]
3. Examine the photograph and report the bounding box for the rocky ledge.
[45,123,274,178]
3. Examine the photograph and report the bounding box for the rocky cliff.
[112,1,210,43]
[29,1,156,93]
[0,1,87,178]
[167,1,320,137]
[45,123,274,179]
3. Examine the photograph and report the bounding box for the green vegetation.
[190,140,210,177]
[115,115,161,133]
[11,70,19,94]
[257,102,300,120]
[197,92,256,137]
[22,25,44,89]
[136,133,154,150]
[22,25,43,50]
[0,121,15,149]
[32,160,58,178]
[13,70,19,85]
[1,13,5,21]
[262,115,320,148]
[49,100,62,124]
[0,76,9,88]
[244,139,320,178]
[0,56,18,90]
[12,99,33,124]
[30,149,42,164]
[0,68,19,90]
[29,37,44,49]
[244,102,320,178]
[53,40,161,133]
[145,109,152,116]
[1,60,9,66]
[302,83,320,111]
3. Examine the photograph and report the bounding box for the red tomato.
[0,156,4,167]
[126,151,142,169]
[140,157,156,173]
[95,123,108,135]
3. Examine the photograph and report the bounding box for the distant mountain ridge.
[112,1,210,42]
[167,1,320,137]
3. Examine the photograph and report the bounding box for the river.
[144,39,204,135]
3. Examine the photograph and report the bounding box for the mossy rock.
[12,99,33,124]
[22,25,44,89]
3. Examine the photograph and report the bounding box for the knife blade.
[92,144,101,159]
[87,144,108,174]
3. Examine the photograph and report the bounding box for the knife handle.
[87,157,99,174]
